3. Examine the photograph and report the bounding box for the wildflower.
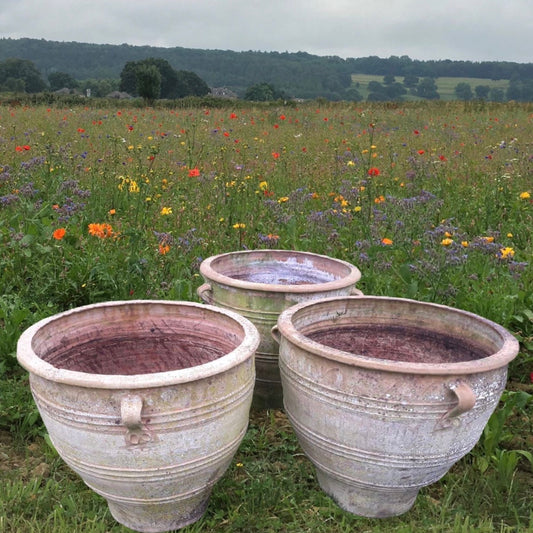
[381,238,393,245]
[439,155,447,161]
[374,195,385,204]
[230,113,238,119]
[52,228,66,240]
[272,152,280,159]
[347,161,355,166]
[507,233,513,238]
[368,167,380,176]
[418,150,425,155]
[88,223,114,238]
[188,168,200,177]
[108,208,116,215]
[233,223,246,229]
[482,236,495,243]
[236,462,244,468]
[441,238,454,246]
[259,181,268,190]
[461,241,469,248]
[129,180,140,193]
[160,207,172,216]
[354,206,362,212]
[499,247,515,259]
[519,191,530,199]
[158,243,170,255]
[278,197,289,203]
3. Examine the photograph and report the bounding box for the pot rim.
[199,249,361,293]
[276,296,519,375]
[16,300,260,389]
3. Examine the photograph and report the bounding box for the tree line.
[1,37,533,101]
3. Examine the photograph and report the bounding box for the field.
[351,74,510,100]
[0,99,532,532]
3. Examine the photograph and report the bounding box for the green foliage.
[135,63,161,103]
[47,71,78,91]
[244,82,285,101]
[0,57,47,93]
[455,82,473,100]
[0,101,531,531]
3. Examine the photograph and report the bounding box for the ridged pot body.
[17,301,259,533]
[198,250,361,408]
[276,296,519,517]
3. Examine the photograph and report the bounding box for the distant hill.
[1,38,533,100]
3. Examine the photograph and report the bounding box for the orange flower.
[158,244,170,255]
[52,228,66,240]
[381,238,393,245]
[188,167,200,177]
[88,223,114,238]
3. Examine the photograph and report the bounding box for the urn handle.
[197,282,214,304]
[271,325,281,344]
[436,381,476,430]
[350,287,364,296]
[120,395,152,445]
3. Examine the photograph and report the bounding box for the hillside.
[1,38,533,100]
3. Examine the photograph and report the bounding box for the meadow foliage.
[0,100,532,532]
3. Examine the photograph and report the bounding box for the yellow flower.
[507,233,513,238]
[129,180,140,193]
[519,191,530,199]
[482,236,494,243]
[441,238,453,246]
[346,161,355,166]
[259,181,268,190]
[461,241,469,248]
[233,223,246,229]
[160,207,172,216]
[278,196,289,203]
[354,206,362,212]
[500,247,515,259]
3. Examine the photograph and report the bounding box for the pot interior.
[307,324,492,364]
[32,304,245,375]
[210,252,351,285]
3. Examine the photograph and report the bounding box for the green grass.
[350,73,510,100]
[0,99,532,532]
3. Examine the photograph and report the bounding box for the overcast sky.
[1,0,532,63]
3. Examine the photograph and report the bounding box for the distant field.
[351,73,509,100]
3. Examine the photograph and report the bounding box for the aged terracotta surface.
[275,296,519,517]
[198,250,362,408]
[17,300,260,533]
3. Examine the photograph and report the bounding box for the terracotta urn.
[17,300,260,532]
[197,249,362,408]
[274,296,519,517]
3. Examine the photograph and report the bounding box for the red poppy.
[188,167,200,177]
[368,167,380,176]
[230,113,238,119]
[418,150,425,155]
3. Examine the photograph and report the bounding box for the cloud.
[1,0,532,62]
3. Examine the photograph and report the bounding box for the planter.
[274,296,519,518]
[197,250,362,409]
[17,300,259,533]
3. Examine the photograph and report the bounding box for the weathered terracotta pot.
[17,300,259,533]
[274,296,519,517]
[197,250,362,408]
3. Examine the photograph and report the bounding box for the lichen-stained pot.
[274,296,519,518]
[17,300,259,533]
[197,250,362,409]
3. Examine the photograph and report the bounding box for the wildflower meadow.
[1,99,532,532]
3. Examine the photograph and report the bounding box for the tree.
[244,82,284,101]
[119,58,209,99]
[416,78,440,99]
[0,58,46,93]
[489,87,505,102]
[383,74,395,85]
[403,75,419,88]
[136,64,161,104]
[454,82,473,100]
[48,71,78,91]
[474,85,490,100]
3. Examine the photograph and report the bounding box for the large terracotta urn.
[17,300,260,532]
[274,296,519,517]
[197,250,362,408]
